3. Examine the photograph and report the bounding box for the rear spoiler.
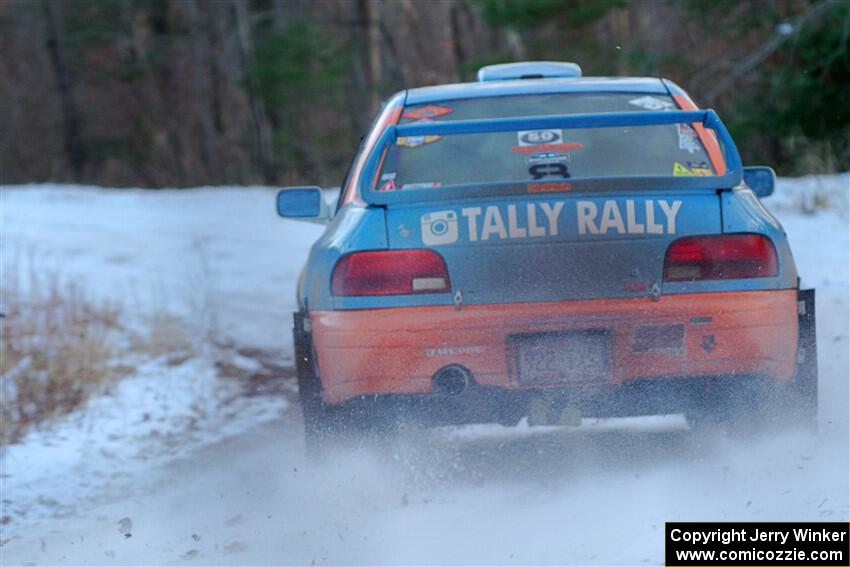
[359,110,743,206]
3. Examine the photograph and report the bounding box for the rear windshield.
[377,93,716,192]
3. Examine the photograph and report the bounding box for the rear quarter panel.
[715,187,798,289]
[660,187,798,295]
[297,205,388,311]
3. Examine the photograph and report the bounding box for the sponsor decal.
[401,182,442,190]
[576,199,681,235]
[632,324,686,353]
[628,95,677,111]
[419,199,683,246]
[527,152,570,166]
[426,345,485,358]
[677,123,701,154]
[420,210,458,245]
[623,280,648,292]
[397,135,441,148]
[402,105,453,120]
[512,142,584,154]
[381,172,396,181]
[673,162,694,176]
[529,162,569,180]
[517,129,562,146]
[700,335,717,353]
[528,182,571,193]
[688,161,713,176]
[379,179,397,192]
[397,119,442,148]
[673,161,713,176]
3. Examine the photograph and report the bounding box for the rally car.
[278,61,817,448]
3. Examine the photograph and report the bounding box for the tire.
[293,312,394,457]
[685,380,728,435]
[686,379,770,438]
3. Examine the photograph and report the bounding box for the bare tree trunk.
[364,0,382,115]
[232,0,276,184]
[272,0,287,31]
[346,0,371,132]
[206,1,226,137]
[181,0,217,182]
[42,0,85,179]
[609,6,630,75]
[504,29,527,60]
[450,1,467,78]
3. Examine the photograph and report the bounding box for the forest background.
[2,0,847,188]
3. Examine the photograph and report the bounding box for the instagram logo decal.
[420,211,459,245]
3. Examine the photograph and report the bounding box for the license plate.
[512,330,611,385]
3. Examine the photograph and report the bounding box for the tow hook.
[650,281,662,301]
[453,289,463,310]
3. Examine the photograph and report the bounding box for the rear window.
[377,93,717,192]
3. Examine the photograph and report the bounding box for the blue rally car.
[278,62,817,447]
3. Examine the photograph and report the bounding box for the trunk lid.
[386,191,721,304]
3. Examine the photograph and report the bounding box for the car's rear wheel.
[297,356,359,457]
[294,312,399,457]
[688,381,815,438]
[687,290,818,436]
[294,312,337,455]
[301,396,398,458]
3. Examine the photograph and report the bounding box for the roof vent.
[477,61,582,82]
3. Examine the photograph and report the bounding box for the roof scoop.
[477,61,582,82]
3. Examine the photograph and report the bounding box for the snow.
[1,355,287,530]
[0,175,847,565]
[0,185,326,351]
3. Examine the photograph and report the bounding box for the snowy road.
[1,176,848,565]
[3,417,848,565]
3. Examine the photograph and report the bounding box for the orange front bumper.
[311,290,798,404]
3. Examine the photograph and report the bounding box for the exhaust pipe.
[432,365,471,396]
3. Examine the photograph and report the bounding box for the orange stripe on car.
[342,105,403,206]
[310,290,797,403]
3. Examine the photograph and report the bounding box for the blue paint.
[284,77,797,313]
[477,61,583,81]
[406,77,669,105]
[277,187,323,218]
[360,110,742,205]
[743,166,776,198]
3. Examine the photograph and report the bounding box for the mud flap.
[792,288,818,424]
[293,311,325,447]
[293,311,317,398]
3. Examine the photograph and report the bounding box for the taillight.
[664,234,778,281]
[331,250,451,296]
